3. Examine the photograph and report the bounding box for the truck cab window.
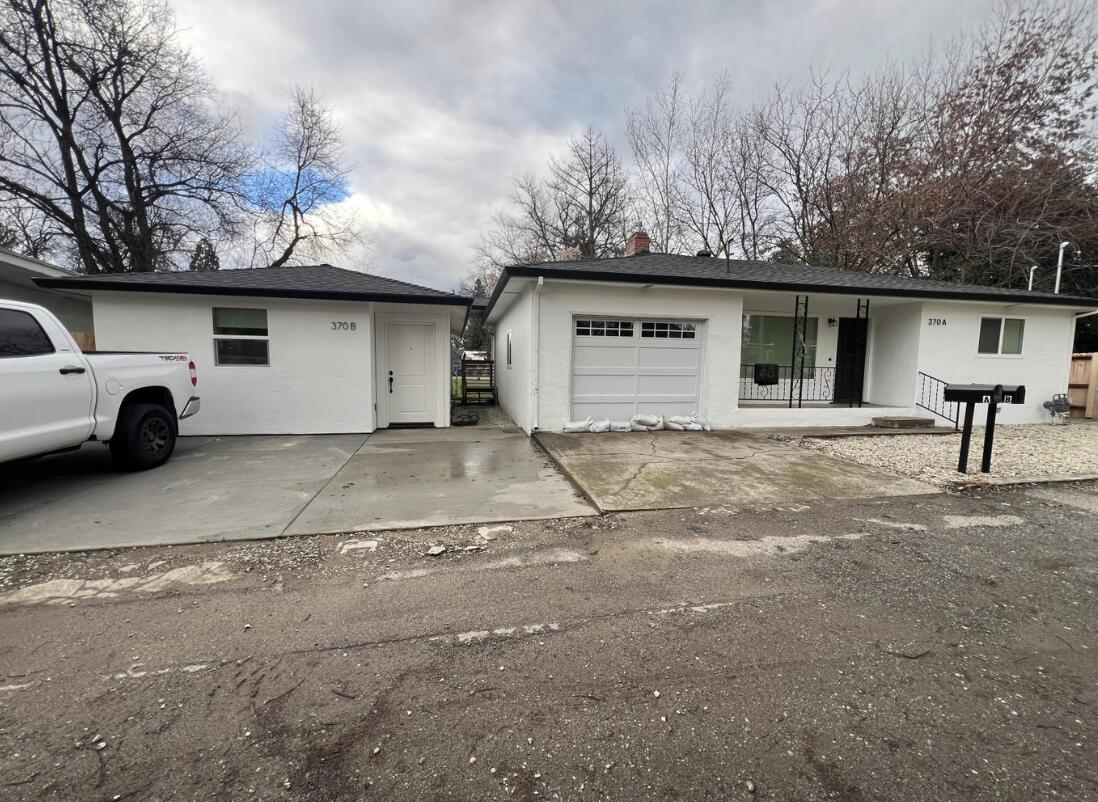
[0,309,55,357]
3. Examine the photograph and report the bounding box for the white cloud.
[172,0,992,291]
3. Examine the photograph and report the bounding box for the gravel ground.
[802,421,1098,487]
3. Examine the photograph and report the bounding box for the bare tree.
[479,126,629,270]
[0,0,250,273]
[678,75,740,259]
[249,86,362,268]
[626,74,685,253]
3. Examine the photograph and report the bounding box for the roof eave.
[33,278,470,307]
[495,264,1098,309]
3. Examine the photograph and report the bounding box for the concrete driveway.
[0,427,594,554]
[535,429,936,513]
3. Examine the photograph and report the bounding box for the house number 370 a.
[331,321,357,331]
[927,318,947,326]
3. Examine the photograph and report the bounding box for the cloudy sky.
[173,0,992,291]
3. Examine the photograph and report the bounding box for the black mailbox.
[944,384,1026,405]
[754,363,780,386]
[944,383,1025,474]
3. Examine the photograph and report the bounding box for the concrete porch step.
[872,416,937,429]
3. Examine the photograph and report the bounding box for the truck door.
[0,307,95,462]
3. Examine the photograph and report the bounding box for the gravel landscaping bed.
[801,422,1098,487]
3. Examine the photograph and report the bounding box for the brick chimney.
[625,229,650,257]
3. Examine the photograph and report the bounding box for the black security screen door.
[834,317,868,404]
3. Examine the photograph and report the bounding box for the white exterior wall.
[493,284,533,431]
[92,291,376,435]
[917,301,1077,424]
[535,281,744,430]
[864,301,923,407]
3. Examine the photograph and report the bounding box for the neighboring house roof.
[485,252,1097,318]
[36,263,470,306]
[0,246,80,290]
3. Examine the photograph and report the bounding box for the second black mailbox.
[943,384,1026,406]
[943,383,1026,474]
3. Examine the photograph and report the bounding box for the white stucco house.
[37,265,470,435]
[484,233,1098,432]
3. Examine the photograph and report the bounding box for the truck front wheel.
[110,403,177,470]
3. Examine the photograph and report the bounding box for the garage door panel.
[638,347,700,369]
[573,374,639,395]
[572,343,637,368]
[570,318,703,421]
[636,374,698,395]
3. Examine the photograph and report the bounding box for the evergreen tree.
[189,238,220,271]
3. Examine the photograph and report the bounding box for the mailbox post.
[943,384,1026,474]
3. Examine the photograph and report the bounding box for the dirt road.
[1,484,1096,801]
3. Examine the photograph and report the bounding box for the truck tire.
[109,403,177,471]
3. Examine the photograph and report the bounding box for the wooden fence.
[1069,353,1098,418]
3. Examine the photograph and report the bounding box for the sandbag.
[563,416,593,433]
[665,419,685,431]
[589,419,611,433]
[631,414,661,427]
[609,420,632,432]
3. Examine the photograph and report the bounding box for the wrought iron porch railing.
[916,371,959,429]
[739,364,865,405]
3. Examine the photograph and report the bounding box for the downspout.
[530,277,543,432]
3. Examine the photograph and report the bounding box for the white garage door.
[571,317,702,420]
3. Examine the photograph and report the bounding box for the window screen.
[213,307,268,336]
[740,315,817,368]
[1002,319,1024,354]
[0,309,55,357]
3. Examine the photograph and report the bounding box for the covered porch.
[733,291,943,427]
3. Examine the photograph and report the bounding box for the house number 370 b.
[331,321,357,331]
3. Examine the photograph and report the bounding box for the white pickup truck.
[0,300,200,470]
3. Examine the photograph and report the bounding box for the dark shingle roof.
[485,252,1097,316]
[35,264,468,306]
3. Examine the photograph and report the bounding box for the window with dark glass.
[0,309,55,357]
[575,319,635,337]
[213,307,269,365]
[978,317,1024,355]
[641,321,697,340]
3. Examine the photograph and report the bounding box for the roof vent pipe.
[696,250,712,258]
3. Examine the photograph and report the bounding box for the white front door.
[385,322,436,425]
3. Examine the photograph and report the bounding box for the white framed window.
[213,307,269,366]
[506,330,512,368]
[641,321,696,340]
[977,317,1025,355]
[575,319,635,337]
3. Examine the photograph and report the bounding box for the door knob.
[388,370,393,393]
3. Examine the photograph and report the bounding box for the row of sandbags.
[563,413,712,433]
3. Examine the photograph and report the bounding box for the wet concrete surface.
[0,483,1095,801]
[285,426,595,534]
[535,429,937,512]
[0,435,366,554]
[0,427,595,554]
